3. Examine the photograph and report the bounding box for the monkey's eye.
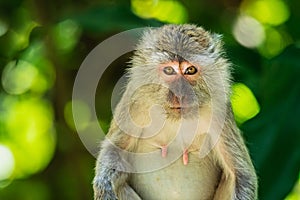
[163,66,176,75]
[184,66,197,75]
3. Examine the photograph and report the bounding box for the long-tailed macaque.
[93,24,258,200]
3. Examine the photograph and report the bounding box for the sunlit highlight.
[285,174,300,200]
[231,83,260,124]
[235,0,291,57]
[2,60,38,95]
[21,41,56,93]
[0,145,15,181]
[3,97,56,178]
[9,21,38,51]
[0,19,8,37]
[65,100,91,131]
[131,0,188,24]
[258,27,290,58]
[241,0,290,26]
[233,15,265,48]
[52,19,81,53]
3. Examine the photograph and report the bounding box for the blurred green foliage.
[0,0,299,200]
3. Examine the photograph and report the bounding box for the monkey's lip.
[169,105,196,111]
[169,107,183,113]
[170,107,182,109]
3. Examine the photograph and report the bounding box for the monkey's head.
[128,24,231,119]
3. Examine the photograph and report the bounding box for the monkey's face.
[129,24,230,119]
[157,60,202,118]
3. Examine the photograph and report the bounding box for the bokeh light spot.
[3,97,56,178]
[2,60,38,95]
[285,172,300,200]
[241,0,290,26]
[21,41,56,93]
[0,19,8,37]
[233,14,265,48]
[0,145,15,181]
[131,0,188,24]
[52,19,81,53]
[10,21,38,51]
[231,83,260,124]
[65,100,91,131]
[258,27,290,58]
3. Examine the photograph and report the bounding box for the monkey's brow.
[161,50,185,62]
[173,54,185,63]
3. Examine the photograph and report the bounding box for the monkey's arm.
[93,124,141,200]
[213,111,258,200]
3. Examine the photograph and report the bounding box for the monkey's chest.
[129,153,220,200]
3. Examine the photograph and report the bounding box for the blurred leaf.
[131,0,188,24]
[2,60,37,95]
[0,145,15,182]
[0,8,38,58]
[0,19,8,37]
[20,40,56,94]
[51,19,82,53]
[1,96,56,179]
[231,83,260,124]
[285,176,300,200]
[258,26,292,59]
[241,0,290,26]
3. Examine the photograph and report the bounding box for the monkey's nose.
[173,95,182,108]
[168,91,190,108]
[170,77,191,96]
[168,77,195,106]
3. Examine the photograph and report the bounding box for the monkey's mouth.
[169,106,190,111]
[169,101,194,110]
[170,106,183,110]
[168,107,184,115]
[167,91,195,112]
[169,104,198,113]
[168,98,188,110]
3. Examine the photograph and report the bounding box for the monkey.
[93,24,258,200]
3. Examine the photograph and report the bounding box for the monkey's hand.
[93,168,118,200]
[94,139,142,200]
[94,168,142,200]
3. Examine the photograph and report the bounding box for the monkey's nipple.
[161,145,167,158]
[183,149,189,165]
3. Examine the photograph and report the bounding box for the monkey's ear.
[207,33,223,57]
